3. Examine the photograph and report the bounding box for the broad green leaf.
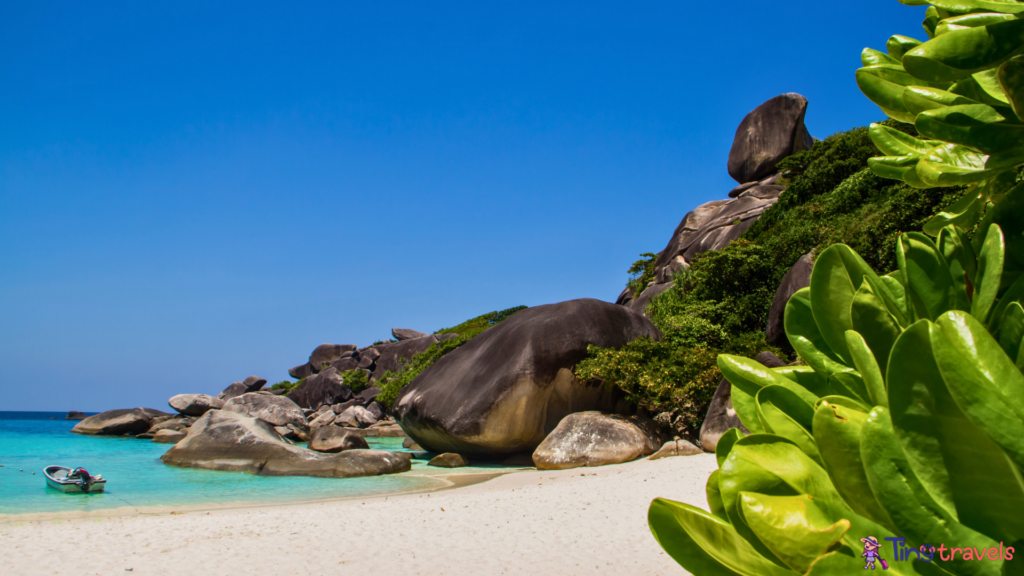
[869,122,943,155]
[891,320,1024,542]
[648,498,779,576]
[784,288,851,376]
[998,301,1024,361]
[756,386,820,464]
[880,274,910,321]
[951,74,1022,110]
[816,395,871,413]
[998,55,1024,120]
[811,245,899,365]
[935,222,974,309]
[885,321,957,517]
[973,68,1012,104]
[867,155,919,180]
[707,469,727,520]
[888,35,924,60]
[900,232,957,320]
[934,311,1024,471]
[903,18,1024,82]
[903,85,982,117]
[855,66,920,122]
[935,12,1021,36]
[844,331,887,407]
[990,274,1024,336]
[860,406,1005,576]
[771,366,830,398]
[738,493,848,574]
[978,181,1024,285]
[916,104,1024,154]
[916,143,1006,186]
[827,371,871,405]
[862,48,900,66]
[972,223,1005,324]
[930,0,1024,14]
[813,400,893,529]
[851,285,903,371]
[718,355,820,429]
[716,427,745,469]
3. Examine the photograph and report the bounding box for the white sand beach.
[1,453,717,575]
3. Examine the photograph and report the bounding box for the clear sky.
[1,1,926,411]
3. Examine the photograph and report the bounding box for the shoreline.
[2,454,717,575]
[0,469,515,525]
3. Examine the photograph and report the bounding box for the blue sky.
[1,1,926,411]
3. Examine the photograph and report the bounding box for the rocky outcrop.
[71,408,170,436]
[428,453,468,468]
[161,411,410,477]
[309,344,357,372]
[168,394,224,416]
[648,439,703,460]
[727,93,813,184]
[335,406,377,428]
[766,253,813,354]
[288,363,313,380]
[392,328,428,341]
[626,282,672,315]
[65,411,87,420]
[287,367,353,409]
[152,429,186,444]
[699,377,750,452]
[532,412,662,470]
[371,335,441,381]
[222,393,307,428]
[308,427,369,453]
[395,299,660,455]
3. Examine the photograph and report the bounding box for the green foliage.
[375,305,528,408]
[269,379,302,392]
[626,252,658,297]
[651,223,1024,574]
[338,369,369,394]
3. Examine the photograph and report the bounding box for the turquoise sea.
[0,411,510,518]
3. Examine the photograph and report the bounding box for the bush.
[338,369,369,394]
[625,252,658,297]
[269,379,302,393]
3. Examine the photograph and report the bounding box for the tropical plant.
[649,219,1024,574]
[855,0,1024,236]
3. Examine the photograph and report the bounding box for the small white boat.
[44,465,106,493]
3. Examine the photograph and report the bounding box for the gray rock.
[160,411,411,478]
[357,355,375,370]
[699,377,750,452]
[648,439,703,460]
[767,253,814,354]
[308,427,369,453]
[365,401,385,420]
[755,351,787,368]
[71,408,170,436]
[435,333,459,342]
[615,286,634,306]
[286,367,354,409]
[336,406,377,428]
[654,255,688,284]
[402,437,423,451]
[149,418,187,433]
[738,184,785,200]
[727,93,814,184]
[168,394,225,416]
[65,411,87,420]
[152,429,187,444]
[532,412,662,470]
[626,282,672,316]
[428,453,468,468]
[360,347,381,362]
[309,410,337,430]
[392,328,429,341]
[242,376,267,391]
[371,335,440,381]
[355,387,381,406]
[218,382,248,401]
[728,181,759,198]
[331,357,360,372]
[309,344,357,373]
[288,363,313,380]
[332,399,359,414]
[395,299,660,455]
[222,393,307,428]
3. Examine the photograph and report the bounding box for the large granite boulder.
[626,282,672,316]
[168,394,224,416]
[370,335,441,381]
[222,393,307,428]
[395,299,660,455]
[392,328,429,341]
[286,366,353,409]
[331,357,360,372]
[309,344,357,373]
[648,439,703,460]
[71,408,170,436]
[308,426,369,453]
[531,412,662,470]
[766,253,813,354]
[152,429,187,444]
[161,411,410,477]
[727,93,814,184]
[288,363,313,380]
[699,377,750,452]
[218,376,267,401]
[65,411,87,420]
[242,375,267,390]
[428,453,468,468]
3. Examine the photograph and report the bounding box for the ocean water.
[0,412,510,518]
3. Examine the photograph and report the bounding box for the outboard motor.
[70,468,92,492]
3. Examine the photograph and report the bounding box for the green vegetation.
[625,252,657,298]
[375,305,528,408]
[269,379,302,393]
[339,369,369,394]
[651,4,1024,573]
[578,122,963,438]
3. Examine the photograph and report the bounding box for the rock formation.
[308,426,369,453]
[698,377,750,452]
[766,253,813,354]
[168,394,224,416]
[727,93,813,184]
[221,393,307,428]
[71,408,171,436]
[395,299,660,455]
[532,412,662,470]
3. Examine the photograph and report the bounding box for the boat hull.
[43,466,107,493]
